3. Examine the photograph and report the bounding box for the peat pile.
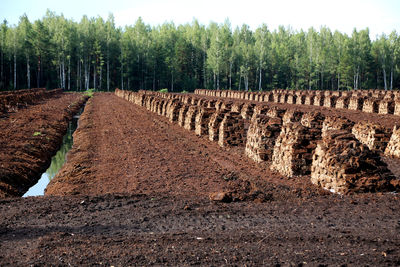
[311,130,397,193]
[0,93,88,197]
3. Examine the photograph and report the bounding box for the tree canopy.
[1,10,399,91]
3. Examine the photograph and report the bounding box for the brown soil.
[1,93,399,265]
[0,92,88,197]
[0,88,62,117]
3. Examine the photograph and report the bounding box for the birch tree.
[0,20,7,90]
[254,24,270,90]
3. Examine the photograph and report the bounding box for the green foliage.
[0,11,400,92]
[159,88,168,93]
[33,131,42,136]
[83,88,95,97]
[180,90,188,93]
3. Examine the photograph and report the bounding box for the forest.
[0,10,399,92]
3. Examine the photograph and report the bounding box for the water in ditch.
[23,111,82,197]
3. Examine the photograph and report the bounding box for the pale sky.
[1,0,399,38]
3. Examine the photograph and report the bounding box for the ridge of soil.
[0,93,88,197]
[1,93,399,265]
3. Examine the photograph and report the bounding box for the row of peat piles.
[195,88,400,115]
[115,89,400,194]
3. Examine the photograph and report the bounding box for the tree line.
[0,10,399,92]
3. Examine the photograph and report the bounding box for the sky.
[1,0,400,38]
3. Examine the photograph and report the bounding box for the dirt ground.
[1,93,400,265]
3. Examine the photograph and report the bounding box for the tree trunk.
[203,50,206,88]
[87,58,91,90]
[13,52,16,90]
[213,72,216,90]
[356,66,359,89]
[84,60,87,90]
[9,54,12,88]
[26,55,30,89]
[84,58,88,90]
[59,62,62,88]
[229,61,232,90]
[383,68,387,91]
[121,51,124,90]
[68,57,70,90]
[309,45,312,91]
[0,42,3,89]
[62,58,65,89]
[37,56,41,88]
[99,65,103,91]
[258,64,262,91]
[93,61,96,90]
[107,41,110,92]
[153,63,156,91]
[390,68,393,90]
[171,71,174,92]
[77,59,79,90]
[321,71,324,90]
[107,57,110,91]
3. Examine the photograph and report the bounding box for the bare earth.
[0,93,399,266]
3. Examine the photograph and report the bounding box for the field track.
[0,92,399,265]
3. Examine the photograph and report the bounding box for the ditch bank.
[23,107,83,197]
[0,93,89,197]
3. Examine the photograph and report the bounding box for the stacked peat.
[385,125,400,158]
[379,99,395,114]
[218,112,247,147]
[362,98,380,113]
[335,96,350,109]
[184,106,198,131]
[245,115,282,163]
[282,109,304,126]
[178,105,190,127]
[352,121,391,152]
[209,109,230,142]
[322,116,354,137]
[270,122,321,177]
[195,107,216,136]
[311,130,396,194]
[240,103,256,120]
